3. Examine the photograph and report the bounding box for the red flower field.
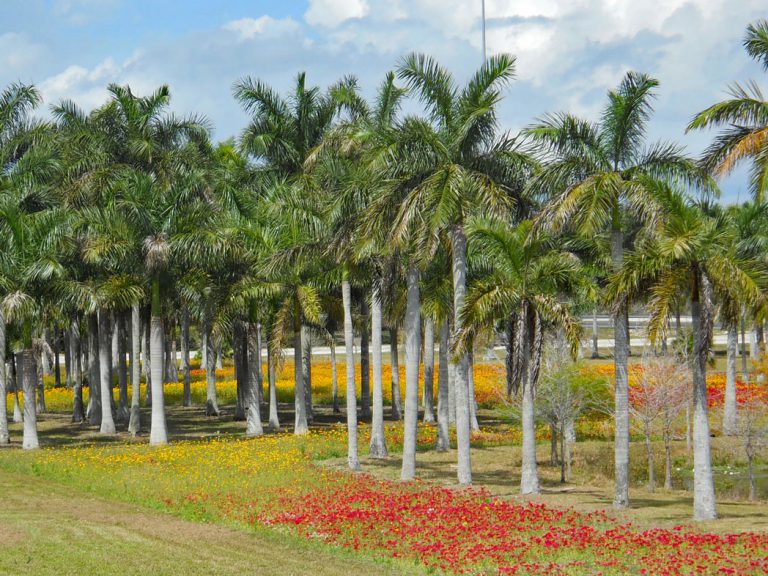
[256,473,767,575]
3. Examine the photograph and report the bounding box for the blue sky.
[2,0,766,203]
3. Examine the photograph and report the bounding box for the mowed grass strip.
[0,470,423,576]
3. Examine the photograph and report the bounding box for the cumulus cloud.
[223,16,301,41]
[305,0,370,28]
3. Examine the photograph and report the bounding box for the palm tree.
[0,82,47,445]
[609,189,767,520]
[688,20,768,201]
[525,72,712,508]
[235,72,348,439]
[721,202,768,434]
[317,72,410,461]
[257,182,325,435]
[419,249,454,450]
[459,218,584,494]
[368,53,527,485]
[54,84,210,443]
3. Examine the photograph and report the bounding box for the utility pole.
[481,0,487,64]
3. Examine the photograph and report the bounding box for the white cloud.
[223,16,300,41]
[0,33,45,73]
[39,57,128,110]
[305,0,370,28]
[52,0,121,25]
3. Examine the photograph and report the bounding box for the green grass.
[0,470,420,576]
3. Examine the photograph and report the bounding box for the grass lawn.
[0,470,418,576]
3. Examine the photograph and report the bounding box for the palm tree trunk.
[87,313,102,426]
[612,228,630,509]
[0,309,8,444]
[163,323,174,384]
[520,302,539,495]
[330,337,340,414]
[360,298,371,421]
[246,322,263,437]
[560,421,566,483]
[143,312,152,407]
[256,323,264,404]
[70,315,85,423]
[401,265,421,481]
[342,279,359,468]
[35,346,46,415]
[267,342,280,432]
[422,316,435,423]
[201,330,207,372]
[449,225,472,485]
[234,321,247,421]
[724,321,738,435]
[149,280,168,445]
[740,312,748,377]
[128,305,141,435]
[64,330,71,389]
[204,321,219,417]
[181,305,191,407]
[98,308,117,434]
[468,350,480,432]
[691,267,717,520]
[267,340,279,431]
[448,352,456,425]
[294,320,308,435]
[390,327,402,420]
[11,355,22,423]
[435,320,450,452]
[592,307,599,358]
[116,312,129,423]
[369,278,388,458]
[53,331,61,389]
[301,324,312,422]
[520,376,539,493]
[19,349,39,449]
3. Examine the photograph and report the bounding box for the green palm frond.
[397,53,456,125]
[745,19,768,70]
[601,71,659,167]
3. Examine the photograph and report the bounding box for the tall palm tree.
[525,72,712,508]
[721,201,768,434]
[370,53,528,485]
[0,82,47,445]
[257,182,325,435]
[459,218,584,494]
[317,72,410,462]
[688,20,768,201]
[235,72,347,439]
[609,189,767,520]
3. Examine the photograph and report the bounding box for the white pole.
[481,0,487,64]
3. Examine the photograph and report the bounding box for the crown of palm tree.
[688,20,768,201]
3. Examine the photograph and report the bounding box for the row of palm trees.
[1,20,767,521]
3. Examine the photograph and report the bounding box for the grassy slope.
[0,470,420,576]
